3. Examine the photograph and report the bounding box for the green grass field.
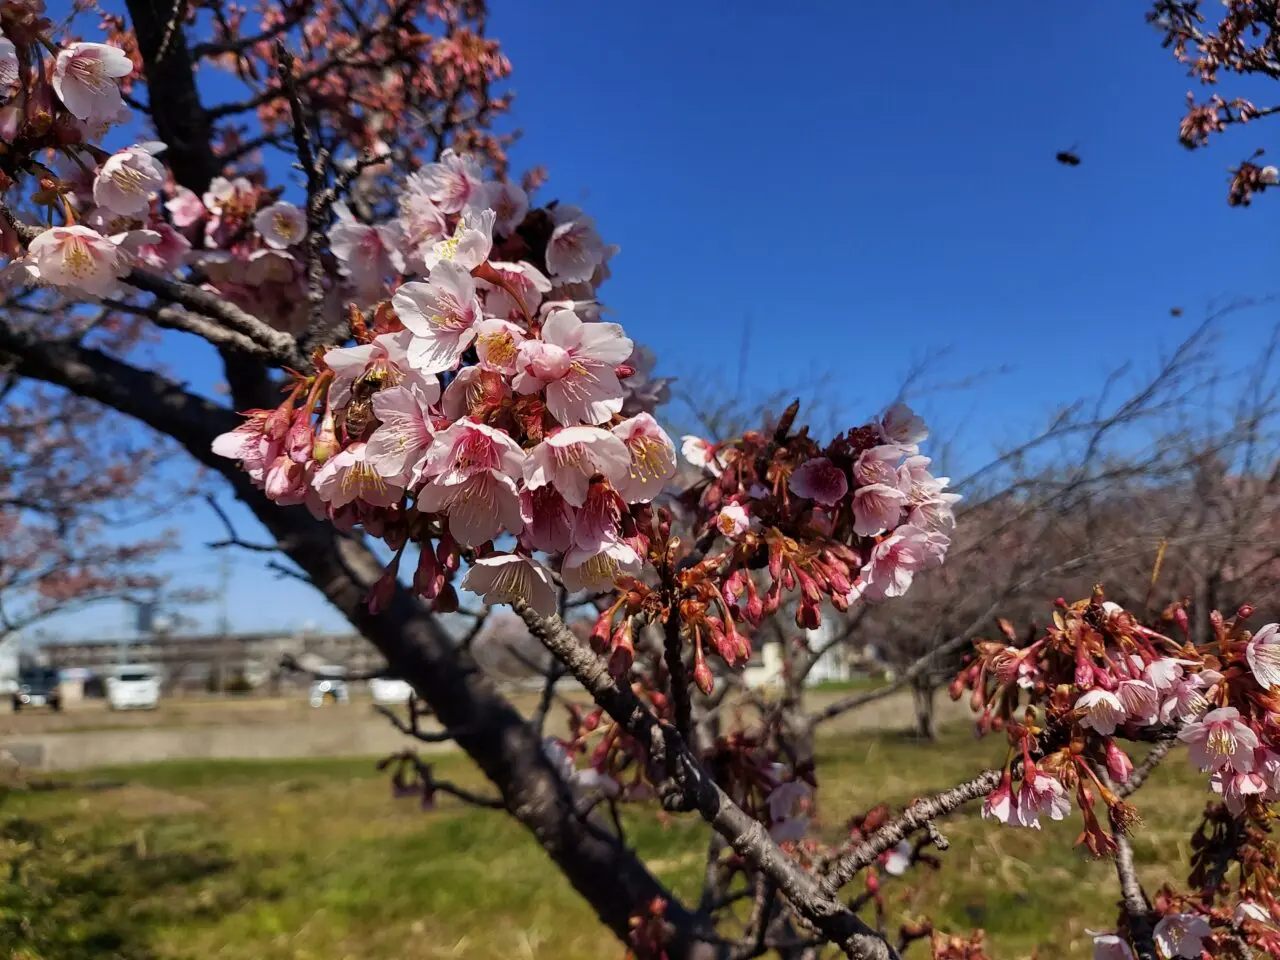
[0,728,1214,959]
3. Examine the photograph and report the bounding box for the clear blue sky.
[36,0,1280,641]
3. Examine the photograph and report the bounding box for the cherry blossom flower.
[766,780,813,844]
[0,38,17,88]
[572,481,630,555]
[852,483,908,536]
[982,776,1014,824]
[681,435,726,476]
[419,207,495,273]
[329,202,404,299]
[882,839,912,876]
[611,413,677,503]
[477,180,529,235]
[860,525,932,601]
[479,260,551,320]
[1090,933,1136,960]
[399,186,448,255]
[1246,622,1280,691]
[789,457,849,506]
[853,444,906,486]
[1257,747,1280,792]
[1076,689,1126,736]
[311,442,401,508]
[52,42,132,121]
[908,492,961,533]
[1015,771,1071,828]
[395,261,484,374]
[523,427,631,507]
[254,201,307,250]
[165,187,206,227]
[365,380,440,485]
[324,330,410,408]
[513,309,632,425]
[421,419,526,486]
[440,365,510,421]
[1116,678,1160,726]
[461,555,558,616]
[416,149,484,214]
[1179,706,1259,772]
[93,145,165,216]
[716,503,750,538]
[545,204,607,283]
[1145,657,1191,693]
[1152,913,1212,959]
[472,318,525,374]
[1234,900,1272,925]
[561,539,643,593]
[1160,671,1212,725]
[1211,768,1269,815]
[26,225,129,295]
[211,412,276,484]
[135,223,191,273]
[520,485,576,554]
[880,402,928,445]
[418,469,523,546]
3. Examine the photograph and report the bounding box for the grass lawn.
[0,728,1214,959]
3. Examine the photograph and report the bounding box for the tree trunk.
[911,681,937,741]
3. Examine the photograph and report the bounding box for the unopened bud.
[286,408,314,463]
[366,553,402,614]
[693,651,714,695]
[614,363,636,379]
[413,546,440,599]
[1105,740,1134,784]
[312,405,339,463]
[434,582,458,613]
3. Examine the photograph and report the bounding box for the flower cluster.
[955,589,1280,956]
[208,164,678,613]
[593,403,959,689]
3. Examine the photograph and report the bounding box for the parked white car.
[106,664,161,710]
[368,677,413,704]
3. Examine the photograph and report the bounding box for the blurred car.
[309,677,349,707]
[106,664,161,710]
[14,667,61,711]
[368,677,413,704]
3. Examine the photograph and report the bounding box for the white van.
[106,664,161,710]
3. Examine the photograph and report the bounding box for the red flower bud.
[693,651,714,695]
[614,363,636,379]
[286,408,314,463]
[434,582,458,613]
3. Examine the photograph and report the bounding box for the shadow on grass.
[0,813,236,959]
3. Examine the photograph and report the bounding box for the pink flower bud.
[312,405,339,463]
[286,408,314,464]
[1105,740,1133,784]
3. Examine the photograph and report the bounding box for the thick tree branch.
[0,317,719,958]
[513,600,900,960]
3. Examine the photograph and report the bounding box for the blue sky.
[33,1,1280,641]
